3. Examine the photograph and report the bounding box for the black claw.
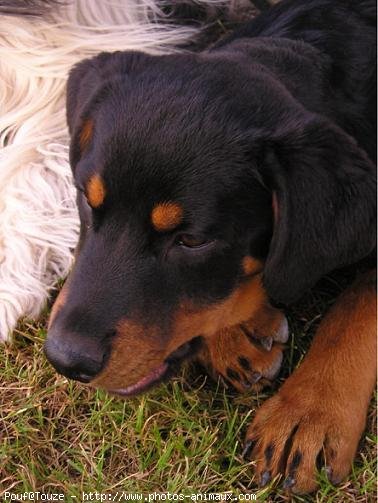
[282,476,296,489]
[330,474,342,486]
[260,336,273,351]
[324,465,333,479]
[264,443,274,465]
[260,470,271,487]
[242,439,255,459]
[251,371,262,383]
[242,378,253,389]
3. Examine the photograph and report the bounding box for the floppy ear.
[262,116,376,304]
[66,51,151,167]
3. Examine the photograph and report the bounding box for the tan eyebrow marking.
[79,118,93,152]
[151,202,184,232]
[242,256,263,276]
[86,174,106,208]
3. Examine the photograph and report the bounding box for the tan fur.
[247,270,377,493]
[199,325,284,392]
[92,321,166,389]
[86,174,106,208]
[93,274,275,390]
[242,256,263,276]
[151,202,183,232]
[79,119,93,152]
[48,282,69,329]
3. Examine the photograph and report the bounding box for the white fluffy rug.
[0,0,257,342]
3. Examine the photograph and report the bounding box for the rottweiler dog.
[44,0,377,494]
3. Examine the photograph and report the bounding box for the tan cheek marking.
[92,320,166,390]
[79,118,93,152]
[86,174,106,208]
[242,256,263,276]
[48,282,69,329]
[92,274,270,391]
[172,274,268,345]
[151,202,183,232]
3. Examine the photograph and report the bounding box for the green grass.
[0,283,376,501]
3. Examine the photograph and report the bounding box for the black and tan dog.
[44,0,377,494]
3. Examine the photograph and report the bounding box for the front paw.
[198,310,288,393]
[244,383,367,493]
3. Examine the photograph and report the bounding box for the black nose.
[44,329,110,383]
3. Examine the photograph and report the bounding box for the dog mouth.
[108,336,202,397]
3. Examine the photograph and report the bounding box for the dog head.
[45,50,376,395]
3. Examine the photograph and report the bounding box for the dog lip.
[110,362,169,397]
[109,337,202,397]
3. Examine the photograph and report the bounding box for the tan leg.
[197,303,289,392]
[244,271,377,493]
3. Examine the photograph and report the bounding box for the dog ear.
[66,51,151,167]
[261,116,376,304]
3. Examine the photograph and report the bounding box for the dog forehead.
[99,121,242,192]
[100,154,236,221]
[78,79,253,218]
[95,71,246,157]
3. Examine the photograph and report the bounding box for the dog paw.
[198,308,288,392]
[243,380,366,493]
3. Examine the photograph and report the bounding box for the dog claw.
[260,470,271,487]
[260,336,273,351]
[324,465,333,479]
[275,316,289,343]
[282,476,296,489]
[251,371,262,383]
[330,474,342,486]
[242,379,252,389]
[242,439,254,459]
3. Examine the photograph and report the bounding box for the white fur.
[0,0,234,341]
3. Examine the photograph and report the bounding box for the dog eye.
[176,234,211,249]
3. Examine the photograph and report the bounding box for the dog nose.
[44,329,109,383]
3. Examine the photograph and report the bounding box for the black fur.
[47,0,375,376]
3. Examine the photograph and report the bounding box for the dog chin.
[107,336,203,397]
